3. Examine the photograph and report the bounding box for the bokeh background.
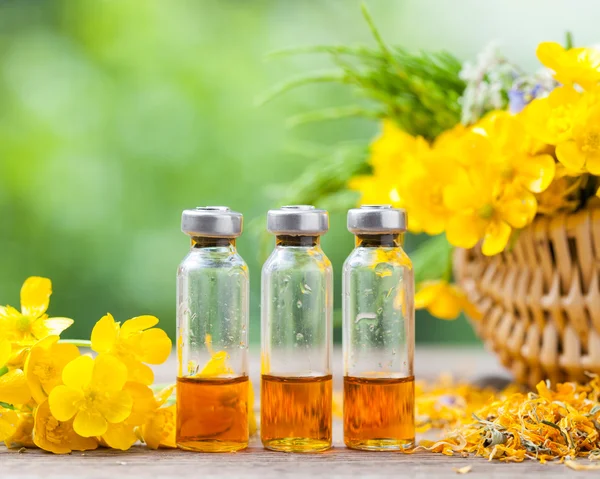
[1,0,597,345]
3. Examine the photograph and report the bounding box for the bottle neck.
[276,235,320,247]
[191,237,236,248]
[355,233,402,248]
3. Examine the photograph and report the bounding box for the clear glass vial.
[342,205,415,451]
[261,205,333,453]
[176,206,249,453]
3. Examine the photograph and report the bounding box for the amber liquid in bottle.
[261,374,332,452]
[176,376,249,452]
[344,375,415,450]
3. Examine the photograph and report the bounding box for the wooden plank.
[0,443,580,479]
[3,347,565,478]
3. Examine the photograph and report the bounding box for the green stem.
[565,31,574,50]
[443,247,455,282]
[0,366,8,377]
[58,339,92,348]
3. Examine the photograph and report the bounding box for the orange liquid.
[344,375,415,450]
[176,376,248,452]
[261,374,332,452]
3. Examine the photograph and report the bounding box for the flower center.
[16,316,32,333]
[46,416,68,445]
[501,165,515,180]
[34,362,56,381]
[478,204,495,220]
[548,105,573,137]
[582,130,600,154]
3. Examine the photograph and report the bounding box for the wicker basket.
[454,206,600,388]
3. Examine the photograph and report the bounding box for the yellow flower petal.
[519,154,556,193]
[121,315,159,336]
[0,339,11,367]
[4,410,35,448]
[20,277,51,318]
[481,220,512,256]
[500,190,537,229]
[138,328,172,365]
[415,282,444,310]
[556,140,587,172]
[33,400,98,454]
[32,317,73,339]
[142,405,176,449]
[122,358,154,385]
[154,384,175,407]
[73,409,108,437]
[0,407,19,442]
[536,42,564,72]
[25,336,79,404]
[90,313,118,354]
[62,355,94,390]
[95,390,133,424]
[446,215,483,249]
[199,351,233,378]
[102,422,137,451]
[125,382,157,425]
[91,354,128,392]
[0,369,31,405]
[49,385,84,421]
[427,288,463,320]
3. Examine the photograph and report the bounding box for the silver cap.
[267,205,329,236]
[347,205,407,234]
[181,206,243,238]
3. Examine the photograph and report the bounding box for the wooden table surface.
[0,347,591,478]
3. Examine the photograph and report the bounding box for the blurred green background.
[0,0,596,344]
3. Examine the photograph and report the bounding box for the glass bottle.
[261,205,333,453]
[176,206,249,452]
[342,205,415,451]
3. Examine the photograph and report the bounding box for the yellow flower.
[475,111,556,193]
[48,354,133,437]
[415,280,480,321]
[33,399,98,454]
[537,42,600,91]
[102,382,157,450]
[400,151,461,235]
[350,119,430,210]
[24,335,80,404]
[0,406,19,443]
[521,86,581,146]
[0,277,73,348]
[91,313,172,385]
[444,166,537,256]
[555,104,600,175]
[4,411,35,448]
[141,404,176,449]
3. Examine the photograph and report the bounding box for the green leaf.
[255,71,346,106]
[0,366,8,377]
[411,235,453,284]
[0,401,15,410]
[261,9,465,140]
[286,106,383,128]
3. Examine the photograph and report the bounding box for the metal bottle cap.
[347,205,407,234]
[181,206,243,238]
[267,205,329,236]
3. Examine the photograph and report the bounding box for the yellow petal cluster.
[91,313,172,385]
[0,276,173,454]
[350,40,600,321]
[415,280,480,321]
